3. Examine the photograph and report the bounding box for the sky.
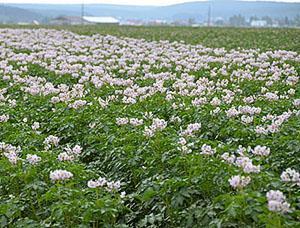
[1,0,300,5]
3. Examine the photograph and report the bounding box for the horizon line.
[1,0,300,7]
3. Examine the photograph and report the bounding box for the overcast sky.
[1,0,300,5]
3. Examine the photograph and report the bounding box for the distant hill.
[0,5,45,23]
[161,1,300,21]
[4,1,300,23]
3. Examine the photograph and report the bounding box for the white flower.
[50,96,60,104]
[151,118,167,131]
[255,126,268,135]
[87,177,121,191]
[226,107,240,118]
[50,170,73,182]
[4,152,18,165]
[68,100,87,109]
[57,152,74,162]
[266,190,285,203]
[144,118,167,137]
[268,200,291,213]
[241,115,253,124]
[287,89,295,95]
[120,191,126,198]
[0,114,9,123]
[178,137,187,145]
[264,92,279,101]
[200,144,216,155]
[293,99,300,107]
[181,123,201,136]
[221,153,236,164]
[98,97,109,108]
[71,145,82,155]
[116,117,129,125]
[280,168,300,186]
[87,180,101,188]
[143,127,154,137]
[87,177,107,188]
[251,145,270,156]
[210,97,221,106]
[243,96,255,104]
[129,118,144,126]
[107,180,121,191]
[26,154,41,165]
[266,190,291,213]
[235,156,260,173]
[243,162,261,174]
[44,135,60,150]
[31,122,40,131]
[97,177,108,187]
[229,175,251,189]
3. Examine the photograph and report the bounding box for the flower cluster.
[266,190,291,213]
[229,175,251,189]
[116,117,144,126]
[87,176,121,192]
[43,135,60,150]
[177,137,193,154]
[68,99,88,109]
[26,154,42,165]
[144,118,167,137]
[255,111,293,135]
[58,145,82,162]
[251,145,270,157]
[181,123,201,136]
[0,142,21,165]
[50,169,74,182]
[280,168,300,186]
[0,114,9,123]
[235,156,261,173]
[31,121,40,132]
[200,144,216,156]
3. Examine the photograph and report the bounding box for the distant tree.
[249,16,259,22]
[262,16,273,25]
[188,18,196,25]
[215,18,225,26]
[277,16,291,27]
[284,16,290,26]
[294,14,300,26]
[229,14,246,27]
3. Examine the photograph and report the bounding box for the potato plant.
[0,28,299,227]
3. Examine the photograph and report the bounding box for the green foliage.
[0,26,299,227]
[1,24,299,53]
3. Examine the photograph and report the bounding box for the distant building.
[148,19,167,26]
[120,19,143,26]
[83,16,119,25]
[49,16,88,25]
[17,20,39,25]
[250,20,267,27]
[17,22,30,25]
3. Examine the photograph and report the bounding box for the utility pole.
[81,1,84,25]
[207,4,211,27]
[1,2,5,24]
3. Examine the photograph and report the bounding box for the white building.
[250,20,267,27]
[83,16,119,24]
